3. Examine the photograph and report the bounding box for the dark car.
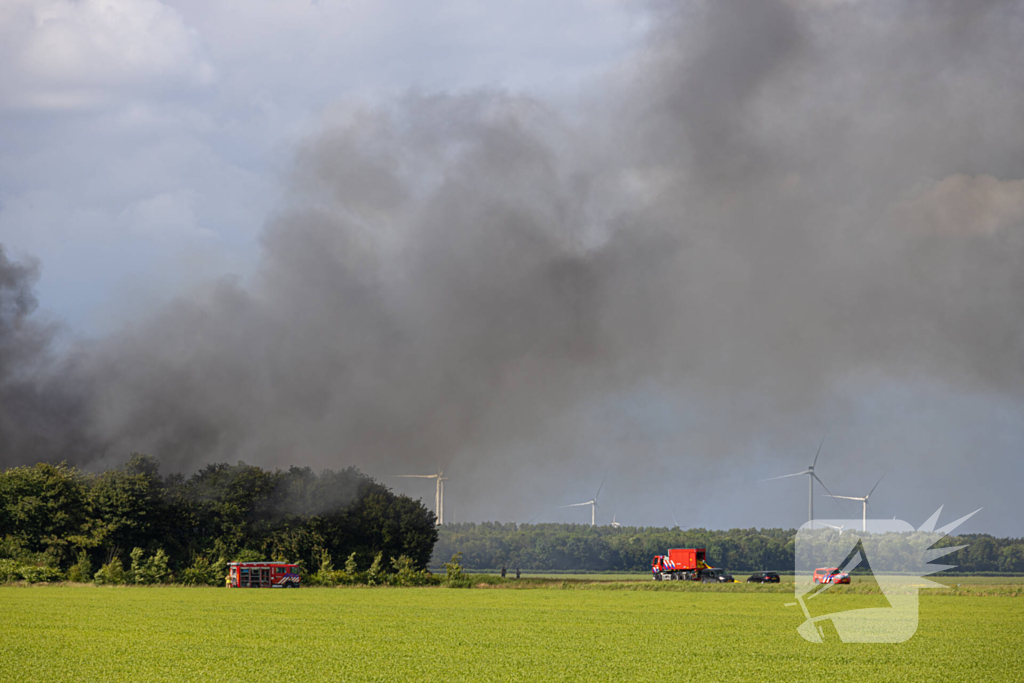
[746,571,781,584]
[699,568,736,583]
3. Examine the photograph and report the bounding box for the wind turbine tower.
[561,475,606,527]
[762,436,843,528]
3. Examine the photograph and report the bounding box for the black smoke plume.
[2,0,1024,524]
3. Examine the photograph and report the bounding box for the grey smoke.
[2,0,1023,530]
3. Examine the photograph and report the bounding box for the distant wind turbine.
[762,436,844,528]
[561,474,606,527]
[395,468,447,525]
[827,474,885,532]
[610,514,621,528]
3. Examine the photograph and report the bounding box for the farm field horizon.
[1,585,1020,682]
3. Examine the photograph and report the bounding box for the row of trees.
[433,522,1024,573]
[0,455,438,584]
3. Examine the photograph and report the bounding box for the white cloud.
[0,0,213,110]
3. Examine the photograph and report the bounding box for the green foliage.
[0,462,90,566]
[0,458,438,584]
[0,559,21,582]
[129,548,172,585]
[178,556,223,586]
[232,549,265,563]
[389,555,435,586]
[68,550,93,583]
[344,551,359,575]
[443,552,472,588]
[0,559,64,583]
[17,565,64,583]
[94,558,126,585]
[308,548,339,587]
[366,552,385,586]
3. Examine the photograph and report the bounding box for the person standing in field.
[501,565,506,578]
[516,568,520,579]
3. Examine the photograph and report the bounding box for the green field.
[1,585,1021,682]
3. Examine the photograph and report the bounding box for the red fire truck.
[652,548,710,581]
[227,562,301,588]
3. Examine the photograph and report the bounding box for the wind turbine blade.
[394,475,437,479]
[811,434,826,469]
[812,473,848,515]
[760,471,810,482]
[826,495,863,501]
[561,502,592,508]
[527,508,544,525]
[866,473,885,499]
[595,473,607,502]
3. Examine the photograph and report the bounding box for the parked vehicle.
[700,568,736,583]
[651,548,736,582]
[227,562,301,588]
[813,567,851,584]
[652,548,708,581]
[746,571,781,583]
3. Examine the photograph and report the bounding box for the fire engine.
[652,548,710,581]
[227,562,301,588]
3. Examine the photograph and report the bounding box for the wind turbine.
[610,514,621,528]
[561,474,606,527]
[762,436,843,528]
[826,474,884,532]
[394,468,447,525]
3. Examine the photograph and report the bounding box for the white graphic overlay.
[793,507,979,643]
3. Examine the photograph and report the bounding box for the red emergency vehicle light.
[227,562,301,588]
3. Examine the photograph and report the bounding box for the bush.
[94,558,126,585]
[308,548,340,587]
[443,552,472,588]
[344,552,359,575]
[18,565,64,583]
[366,552,385,586]
[67,550,93,583]
[178,556,223,586]
[0,559,65,583]
[389,555,436,587]
[129,547,172,585]
[0,559,21,583]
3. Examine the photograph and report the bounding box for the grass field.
[1,584,1021,682]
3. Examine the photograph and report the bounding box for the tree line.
[0,455,438,584]
[433,522,1024,574]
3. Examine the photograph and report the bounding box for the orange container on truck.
[651,548,708,581]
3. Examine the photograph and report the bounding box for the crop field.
[1,585,1021,682]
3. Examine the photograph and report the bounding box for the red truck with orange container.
[652,548,735,582]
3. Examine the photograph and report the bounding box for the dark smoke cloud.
[2,0,1023,529]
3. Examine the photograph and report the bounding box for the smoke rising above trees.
[1,0,1023,529]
